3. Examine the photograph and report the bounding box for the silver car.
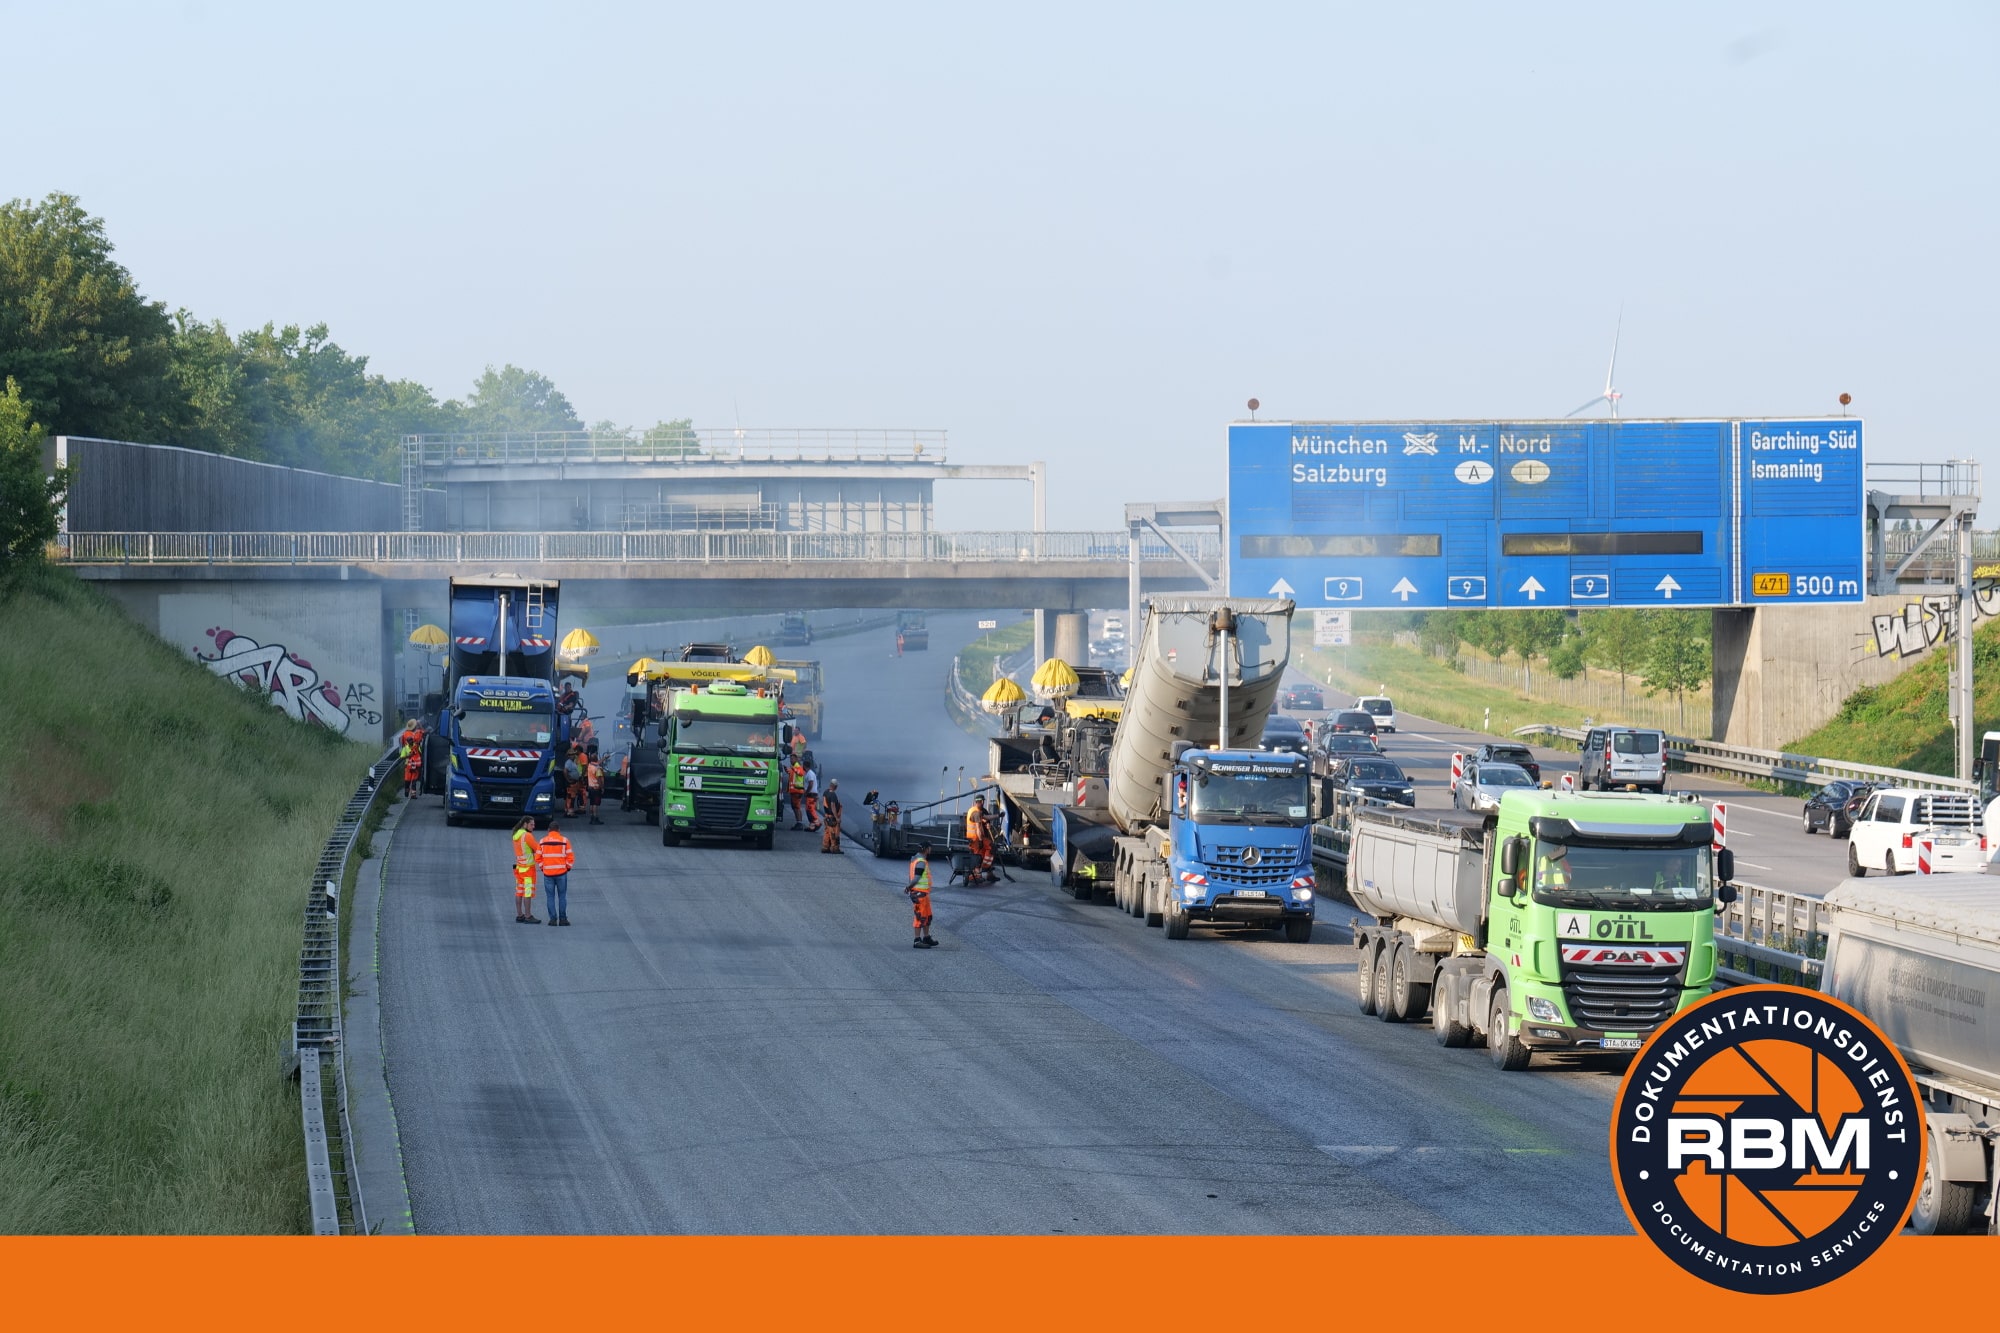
[1454,760,1536,813]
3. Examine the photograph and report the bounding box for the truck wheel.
[1144,877,1164,927]
[1433,987,1474,1048]
[1848,843,1866,877]
[445,811,462,828]
[1390,941,1430,1022]
[1911,1145,1979,1235]
[1373,948,1399,1021]
[1284,916,1312,944]
[1164,900,1190,939]
[645,805,660,826]
[1069,855,1093,901]
[1487,990,1533,1071]
[662,826,679,847]
[756,831,775,850]
[1357,942,1380,1015]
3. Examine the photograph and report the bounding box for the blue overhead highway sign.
[1226,419,1865,609]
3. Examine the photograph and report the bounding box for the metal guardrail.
[1714,882,1826,987]
[296,744,397,1236]
[56,529,1224,568]
[1512,724,1976,795]
[406,428,948,467]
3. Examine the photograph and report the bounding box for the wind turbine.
[1565,313,1624,419]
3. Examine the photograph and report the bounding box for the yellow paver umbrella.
[408,623,448,648]
[627,657,658,683]
[1031,657,1080,698]
[1119,667,1133,690]
[559,627,601,658]
[981,676,1028,714]
[744,645,777,666]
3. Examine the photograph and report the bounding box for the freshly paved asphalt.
[381,613,1643,1234]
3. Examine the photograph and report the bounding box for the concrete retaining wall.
[1713,587,2000,748]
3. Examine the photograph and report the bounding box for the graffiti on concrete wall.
[196,627,354,733]
[1866,586,2000,659]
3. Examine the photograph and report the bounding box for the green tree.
[1460,610,1511,661]
[0,193,178,439]
[1548,633,1587,680]
[1503,608,1567,690]
[1643,610,1712,732]
[1417,609,1465,659]
[165,312,253,456]
[456,364,581,436]
[644,417,700,456]
[1583,607,1651,704]
[0,377,70,564]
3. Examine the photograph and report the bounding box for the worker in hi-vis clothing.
[511,816,541,924]
[537,819,575,926]
[906,851,937,948]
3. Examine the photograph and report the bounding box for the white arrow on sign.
[1520,577,1545,601]
[1269,578,1296,598]
[1392,578,1417,602]
[1656,575,1681,600]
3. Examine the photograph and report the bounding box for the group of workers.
[508,815,577,926]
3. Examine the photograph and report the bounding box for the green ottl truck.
[658,680,783,849]
[1344,791,1736,1070]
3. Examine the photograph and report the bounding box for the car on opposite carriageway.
[1802,779,1880,838]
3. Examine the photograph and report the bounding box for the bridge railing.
[57,530,1224,567]
[1511,724,1976,794]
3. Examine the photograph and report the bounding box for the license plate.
[684,774,703,790]
[487,794,515,805]
[1602,1037,1642,1051]
[1234,889,1267,898]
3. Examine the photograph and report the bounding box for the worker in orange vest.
[906,850,937,948]
[963,795,995,884]
[788,760,808,829]
[399,721,424,798]
[585,744,605,824]
[537,818,575,926]
[511,816,541,924]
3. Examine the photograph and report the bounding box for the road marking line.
[1733,861,1772,871]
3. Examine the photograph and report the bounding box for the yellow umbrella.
[627,657,658,683]
[1119,667,1133,690]
[408,623,448,648]
[744,644,777,666]
[981,676,1028,714]
[1032,657,1080,698]
[560,627,601,658]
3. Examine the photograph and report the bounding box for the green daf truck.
[658,680,783,849]
[1344,791,1736,1069]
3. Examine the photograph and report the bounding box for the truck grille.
[1205,845,1297,886]
[472,782,529,809]
[1562,964,1685,1031]
[693,793,751,828]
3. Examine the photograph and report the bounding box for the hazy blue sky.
[8,2,1995,529]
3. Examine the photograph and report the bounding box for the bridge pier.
[1051,611,1088,667]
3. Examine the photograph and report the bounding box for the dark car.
[1260,714,1310,754]
[1473,742,1541,785]
[1803,780,1880,838]
[1314,730,1380,773]
[1330,756,1415,806]
[1282,683,1325,711]
[1329,709,1378,736]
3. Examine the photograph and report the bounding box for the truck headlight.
[1290,888,1313,903]
[1183,884,1204,899]
[531,793,551,808]
[1527,996,1562,1023]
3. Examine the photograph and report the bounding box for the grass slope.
[0,566,374,1232]
[1785,617,2000,774]
[1298,641,1606,740]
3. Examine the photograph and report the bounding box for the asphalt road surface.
[1281,678,1860,900]
[381,614,1638,1234]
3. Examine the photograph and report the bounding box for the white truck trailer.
[1820,879,2000,1233]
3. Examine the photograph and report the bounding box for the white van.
[1356,695,1397,733]
[1848,788,1985,877]
[1579,726,1667,793]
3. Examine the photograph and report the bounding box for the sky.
[7,2,1996,531]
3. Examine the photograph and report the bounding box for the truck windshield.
[1192,773,1309,824]
[460,707,554,746]
[1532,840,1713,911]
[670,716,778,756]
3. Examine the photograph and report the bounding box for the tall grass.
[956,619,1034,696]
[0,564,373,1232]
[1298,640,1607,739]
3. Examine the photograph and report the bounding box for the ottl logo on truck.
[1610,985,1923,1294]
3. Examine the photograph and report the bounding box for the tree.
[455,364,581,436]
[0,377,69,564]
[1583,607,1651,704]
[1417,609,1465,660]
[643,417,700,457]
[1460,610,1511,661]
[1548,633,1587,680]
[0,193,179,440]
[1643,610,1712,732]
[1503,609,1567,690]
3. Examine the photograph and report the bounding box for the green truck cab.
[1345,790,1735,1070]
[658,680,783,849]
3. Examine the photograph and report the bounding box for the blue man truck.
[426,575,571,825]
[1054,598,1315,942]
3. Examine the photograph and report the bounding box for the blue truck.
[1055,598,1315,942]
[425,575,571,826]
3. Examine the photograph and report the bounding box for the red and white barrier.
[1711,801,1728,851]
[1918,836,1934,875]
[1450,752,1464,793]
[1560,772,1575,793]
